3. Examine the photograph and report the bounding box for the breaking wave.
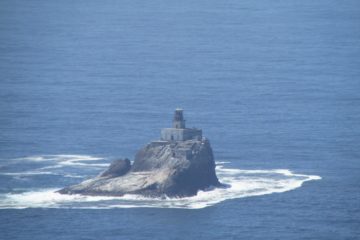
[0,155,108,179]
[0,154,321,209]
[13,154,108,168]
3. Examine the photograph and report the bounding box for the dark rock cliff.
[58,138,220,197]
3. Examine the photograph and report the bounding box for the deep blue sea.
[1,0,359,239]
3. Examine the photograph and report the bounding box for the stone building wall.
[160,128,202,141]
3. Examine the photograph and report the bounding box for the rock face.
[99,159,131,178]
[58,138,220,197]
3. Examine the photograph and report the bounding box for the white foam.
[1,155,109,178]
[0,189,116,209]
[6,155,99,180]
[13,154,107,168]
[14,155,103,162]
[0,162,321,209]
[216,161,231,165]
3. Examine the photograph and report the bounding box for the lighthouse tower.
[173,108,186,129]
[160,109,202,141]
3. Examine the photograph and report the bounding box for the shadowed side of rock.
[163,140,220,196]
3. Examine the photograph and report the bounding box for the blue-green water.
[0,0,359,239]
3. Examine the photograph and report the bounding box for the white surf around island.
[0,155,321,209]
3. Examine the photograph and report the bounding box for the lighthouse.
[160,109,202,141]
[173,108,186,129]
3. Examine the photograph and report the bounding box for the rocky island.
[59,109,221,197]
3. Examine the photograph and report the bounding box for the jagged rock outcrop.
[99,158,131,178]
[58,138,220,197]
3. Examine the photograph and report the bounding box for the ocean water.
[0,0,359,239]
